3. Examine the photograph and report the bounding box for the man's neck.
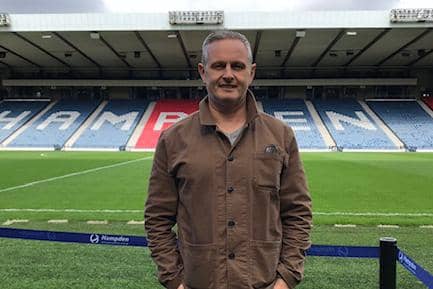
[208,96,247,134]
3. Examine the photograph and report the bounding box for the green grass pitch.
[0,151,432,288]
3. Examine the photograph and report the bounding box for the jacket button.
[227,155,234,161]
[228,253,235,259]
[228,220,235,227]
[227,187,234,193]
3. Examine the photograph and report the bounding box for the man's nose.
[222,64,234,81]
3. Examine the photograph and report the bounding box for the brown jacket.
[145,92,312,289]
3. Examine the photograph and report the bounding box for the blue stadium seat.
[8,100,100,148]
[313,99,396,149]
[261,99,327,149]
[0,100,49,143]
[367,100,433,149]
[73,99,148,149]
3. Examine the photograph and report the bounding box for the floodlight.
[167,32,177,39]
[390,8,433,23]
[169,11,224,25]
[90,32,100,40]
[0,13,10,26]
[296,30,306,38]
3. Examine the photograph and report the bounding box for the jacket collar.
[199,89,259,127]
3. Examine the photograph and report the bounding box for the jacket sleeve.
[145,132,183,289]
[277,127,313,289]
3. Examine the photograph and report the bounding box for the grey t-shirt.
[223,126,244,146]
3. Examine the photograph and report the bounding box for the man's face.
[198,39,256,104]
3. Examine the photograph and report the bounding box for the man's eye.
[232,64,244,70]
[213,63,225,69]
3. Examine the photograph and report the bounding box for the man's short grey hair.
[201,30,253,65]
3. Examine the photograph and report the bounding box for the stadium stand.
[367,100,433,150]
[135,99,199,150]
[0,100,49,144]
[72,99,148,149]
[422,97,433,111]
[313,99,396,149]
[261,99,327,149]
[7,99,100,149]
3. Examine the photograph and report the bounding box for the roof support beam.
[175,31,193,79]
[53,32,102,72]
[344,29,390,67]
[311,29,345,67]
[98,34,132,68]
[13,32,71,68]
[134,31,162,78]
[0,44,41,68]
[253,31,262,63]
[376,28,432,66]
[281,36,301,67]
[280,32,302,77]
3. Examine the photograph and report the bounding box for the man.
[145,31,312,289]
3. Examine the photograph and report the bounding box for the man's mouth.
[219,84,237,89]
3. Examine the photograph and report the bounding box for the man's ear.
[198,63,206,83]
[249,63,257,84]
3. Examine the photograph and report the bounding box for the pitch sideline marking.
[0,156,153,193]
[314,212,433,217]
[2,219,29,226]
[1,209,433,218]
[87,220,108,225]
[47,219,68,224]
[334,224,357,228]
[378,224,400,228]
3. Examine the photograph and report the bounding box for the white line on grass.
[127,220,144,225]
[2,219,29,226]
[314,212,433,217]
[0,156,152,193]
[0,208,142,213]
[334,224,357,228]
[1,209,432,218]
[87,220,108,225]
[47,219,68,223]
[378,225,400,228]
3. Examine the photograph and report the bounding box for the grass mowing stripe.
[0,156,152,193]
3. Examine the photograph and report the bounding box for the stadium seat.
[313,99,396,149]
[367,100,433,150]
[0,100,49,143]
[8,99,100,148]
[73,99,149,149]
[261,99,327,149]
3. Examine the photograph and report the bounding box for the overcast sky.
[1,0,431,14]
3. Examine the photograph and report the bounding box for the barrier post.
[379,237,397,289]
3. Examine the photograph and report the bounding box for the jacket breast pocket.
[254,152,284,190]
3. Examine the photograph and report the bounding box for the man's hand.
[273,278,289,289]
[177,284,184,289]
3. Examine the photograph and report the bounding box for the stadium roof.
[0,3,432,82]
